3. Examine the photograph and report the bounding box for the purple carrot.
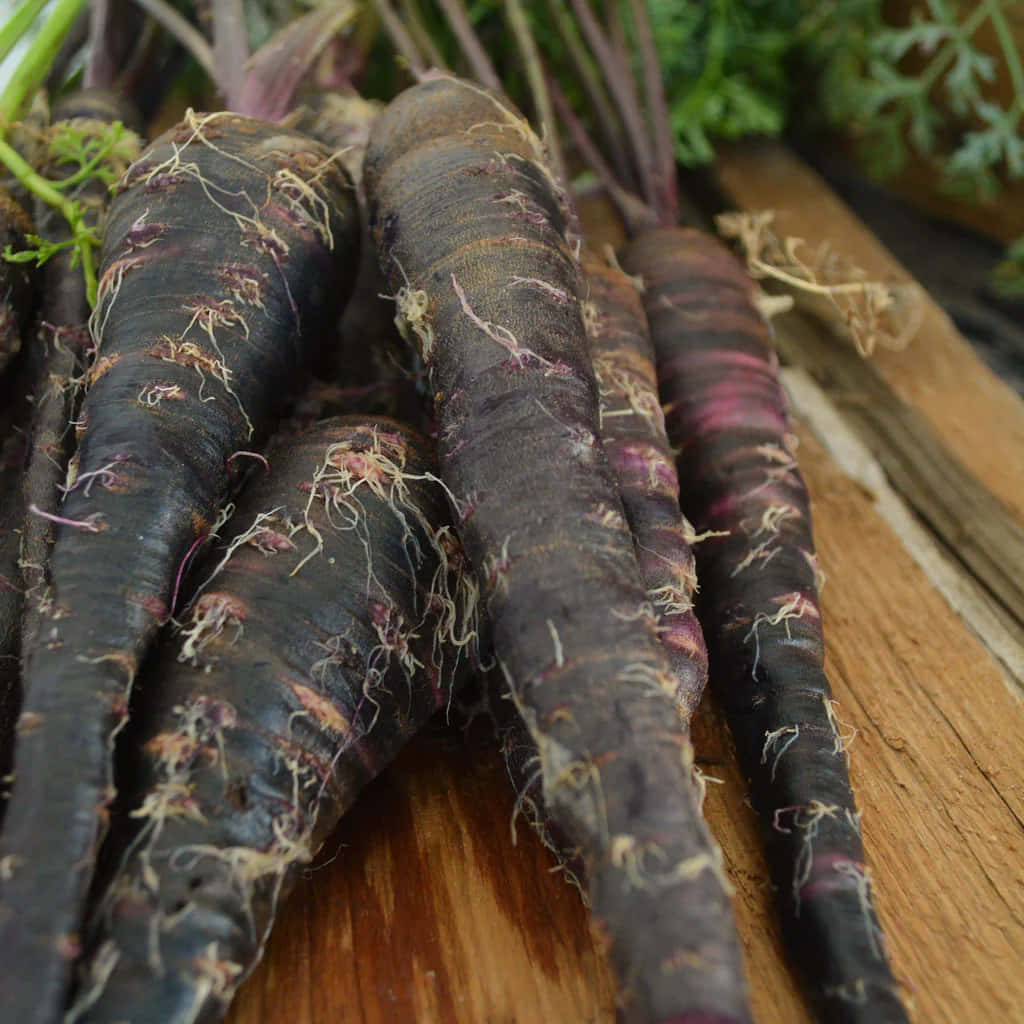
[21,88,142,655]
[365,75,751,1024]
[66,416,480,1024]
[534,2,909,1014]
[0,112,360,1023]
[582,249,708,717]
[622,229,908,1021]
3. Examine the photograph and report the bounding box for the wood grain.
[769,307,1024,647]
[227,721,619,1024]
[713,139,1024,525]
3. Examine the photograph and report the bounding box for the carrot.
[489,249,712,900]
[624,228,908,1022]
[66,415,479,1023]
[20,87,142,655]
[365,75,750,1023]
[0,112,359,1023]
[0,86,140,827]
[0,404,27,814]
[537,4,908,1015]
[582,249,708,718]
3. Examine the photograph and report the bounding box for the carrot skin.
[0,422,25,812]
[67,416,477,1024]
[488,252,712,892]
[0,113,359,1024]
[366,78,750,1023]
[21,89,141,654]
[622,226,908,1022]
[292,93,425,424]
[582,251,708,717]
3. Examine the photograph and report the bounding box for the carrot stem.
[566,0,655,211]
[626,0,677,225]
[0,0,49,69]
[371,0,428,77]
[129,0,217,82]
[0,137,98,306]
[436,0,501,90]
[503,0,566,188]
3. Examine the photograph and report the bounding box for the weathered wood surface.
[770,308,1024,664]
[228,145,1024,1024]
[713,139,1024,526]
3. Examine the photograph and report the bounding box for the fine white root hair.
[761,724,800,783]
[608,833,732,895]
[772,800,842,914]
[835,860,886,959]
[451,273,553,369]
[824,695,858,755]
[178,593,246,664]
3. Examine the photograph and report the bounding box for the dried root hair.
[716,210,924,356]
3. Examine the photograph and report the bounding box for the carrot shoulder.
[0,112,359,1024]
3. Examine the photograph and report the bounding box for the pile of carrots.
[0,4,909,1023]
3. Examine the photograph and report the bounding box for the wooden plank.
[768,306,1024,659]
[712,139,1024,525]
[792,428,1024,1022]
[702,424,1024,1024]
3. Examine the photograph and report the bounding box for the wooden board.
[227,145,1024,1024]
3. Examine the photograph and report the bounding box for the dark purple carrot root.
[291,92,425,424]
[0,417,26,814]
[623,226,908,1023]
[365,77,750,1024]
[21,89,143,655]
[0,112,359,1024]
[582,249,708,719]
[67,416,479,1023]
[486,249,714,902]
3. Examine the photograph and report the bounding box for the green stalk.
[0,0,49,68]
[0,137,97,305]
[0,0,85,126]
[503,0,566,187]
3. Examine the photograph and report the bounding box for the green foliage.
[3,232,82,267]
[0,117,139,306]
[47,119,136,191]
[805,0,1024,199]
[796,0,1024,299]
[650,0,804,165]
